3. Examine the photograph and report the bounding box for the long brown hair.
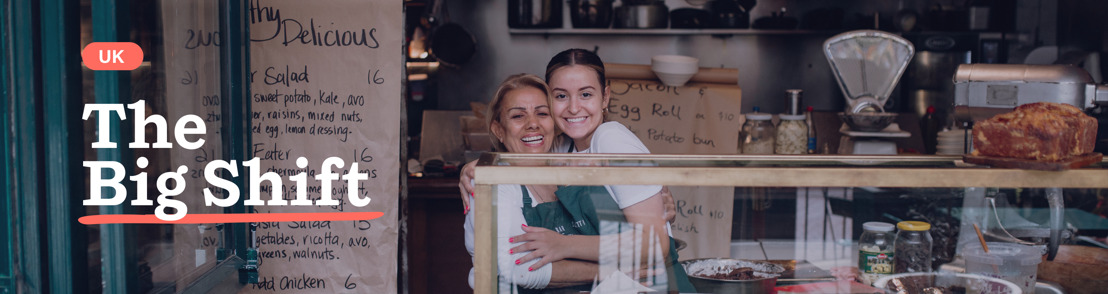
[486,73,551,151]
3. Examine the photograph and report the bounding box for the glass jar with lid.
[894,221,933,273]
[858,222,895,286]
[775,114,807,154]
[740,110,775,154]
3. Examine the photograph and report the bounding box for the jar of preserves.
[775,114,807,154]
[894,221,933,273]
[740,111,775,154]
[858,222,895,286]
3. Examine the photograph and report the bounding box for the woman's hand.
[457,159,478,213]
[509,225,581,271]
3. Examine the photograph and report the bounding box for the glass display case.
[471,153,1108,293]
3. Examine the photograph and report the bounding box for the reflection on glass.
[475,154,1107,292]
[81,1,229,292]
[161,0,227,289]
[485,185,686,293]
[492,153,968,169]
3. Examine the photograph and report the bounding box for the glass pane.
[81,0,230,292]
[473,154,1106,293]
[491,153,967,168]
[157,0,229,288]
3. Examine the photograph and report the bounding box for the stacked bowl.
[936,129,969,155]
[651,55,699,86]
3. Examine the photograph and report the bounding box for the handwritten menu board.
[244,0,400,292]
[606,80,741,154]
[161,0,228,287]
[163,0,399,292]
[605,79,741,259]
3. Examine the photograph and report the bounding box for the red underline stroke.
[78,212,384,225]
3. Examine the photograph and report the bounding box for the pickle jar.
[775,114,808,154]
[740,111,775,154]
[858,222,895,285]
[894,221,933,273]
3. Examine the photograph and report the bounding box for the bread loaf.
[971,102,1097,161]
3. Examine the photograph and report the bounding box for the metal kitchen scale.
[823,30,915,154]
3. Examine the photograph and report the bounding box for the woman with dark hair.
[463,49,693,292]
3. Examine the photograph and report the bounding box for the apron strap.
[520,185,532,207]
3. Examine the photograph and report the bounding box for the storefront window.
[77,0,240,292]
[472,154,1107,293]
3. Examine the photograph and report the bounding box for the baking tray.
[963,152,1102,171]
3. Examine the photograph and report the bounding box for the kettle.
[569,0,613,28]
[614,1,668,29]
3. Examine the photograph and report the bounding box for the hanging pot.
[614,3,668,29]
[569,0,613,28]
[509,0,563,28]
[428,0,476,67]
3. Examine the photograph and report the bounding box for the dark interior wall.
[1057,0,1107,52]
[1057,0,1108,81]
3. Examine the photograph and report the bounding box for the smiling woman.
[464,73,570,290]
[487,74,557,154]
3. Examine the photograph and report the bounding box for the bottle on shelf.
[921,106,938,154]
[805,106,817,154]
[786,89,803,115]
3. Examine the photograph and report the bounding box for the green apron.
[517,185,695,293]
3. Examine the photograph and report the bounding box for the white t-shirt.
[557,121,663,209]
[465,185,551,289]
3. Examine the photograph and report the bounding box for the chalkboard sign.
[243,0,401,292]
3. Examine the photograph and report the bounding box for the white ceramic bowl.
[653,72,695,87]
[652,55,699,86]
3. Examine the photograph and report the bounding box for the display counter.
[472,153,1108,293]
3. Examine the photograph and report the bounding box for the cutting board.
[1038,245,1108,294]
[962,152,1102,171]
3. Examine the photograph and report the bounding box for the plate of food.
[681,258,786,293]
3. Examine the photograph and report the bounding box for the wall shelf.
[508,28,843,36]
